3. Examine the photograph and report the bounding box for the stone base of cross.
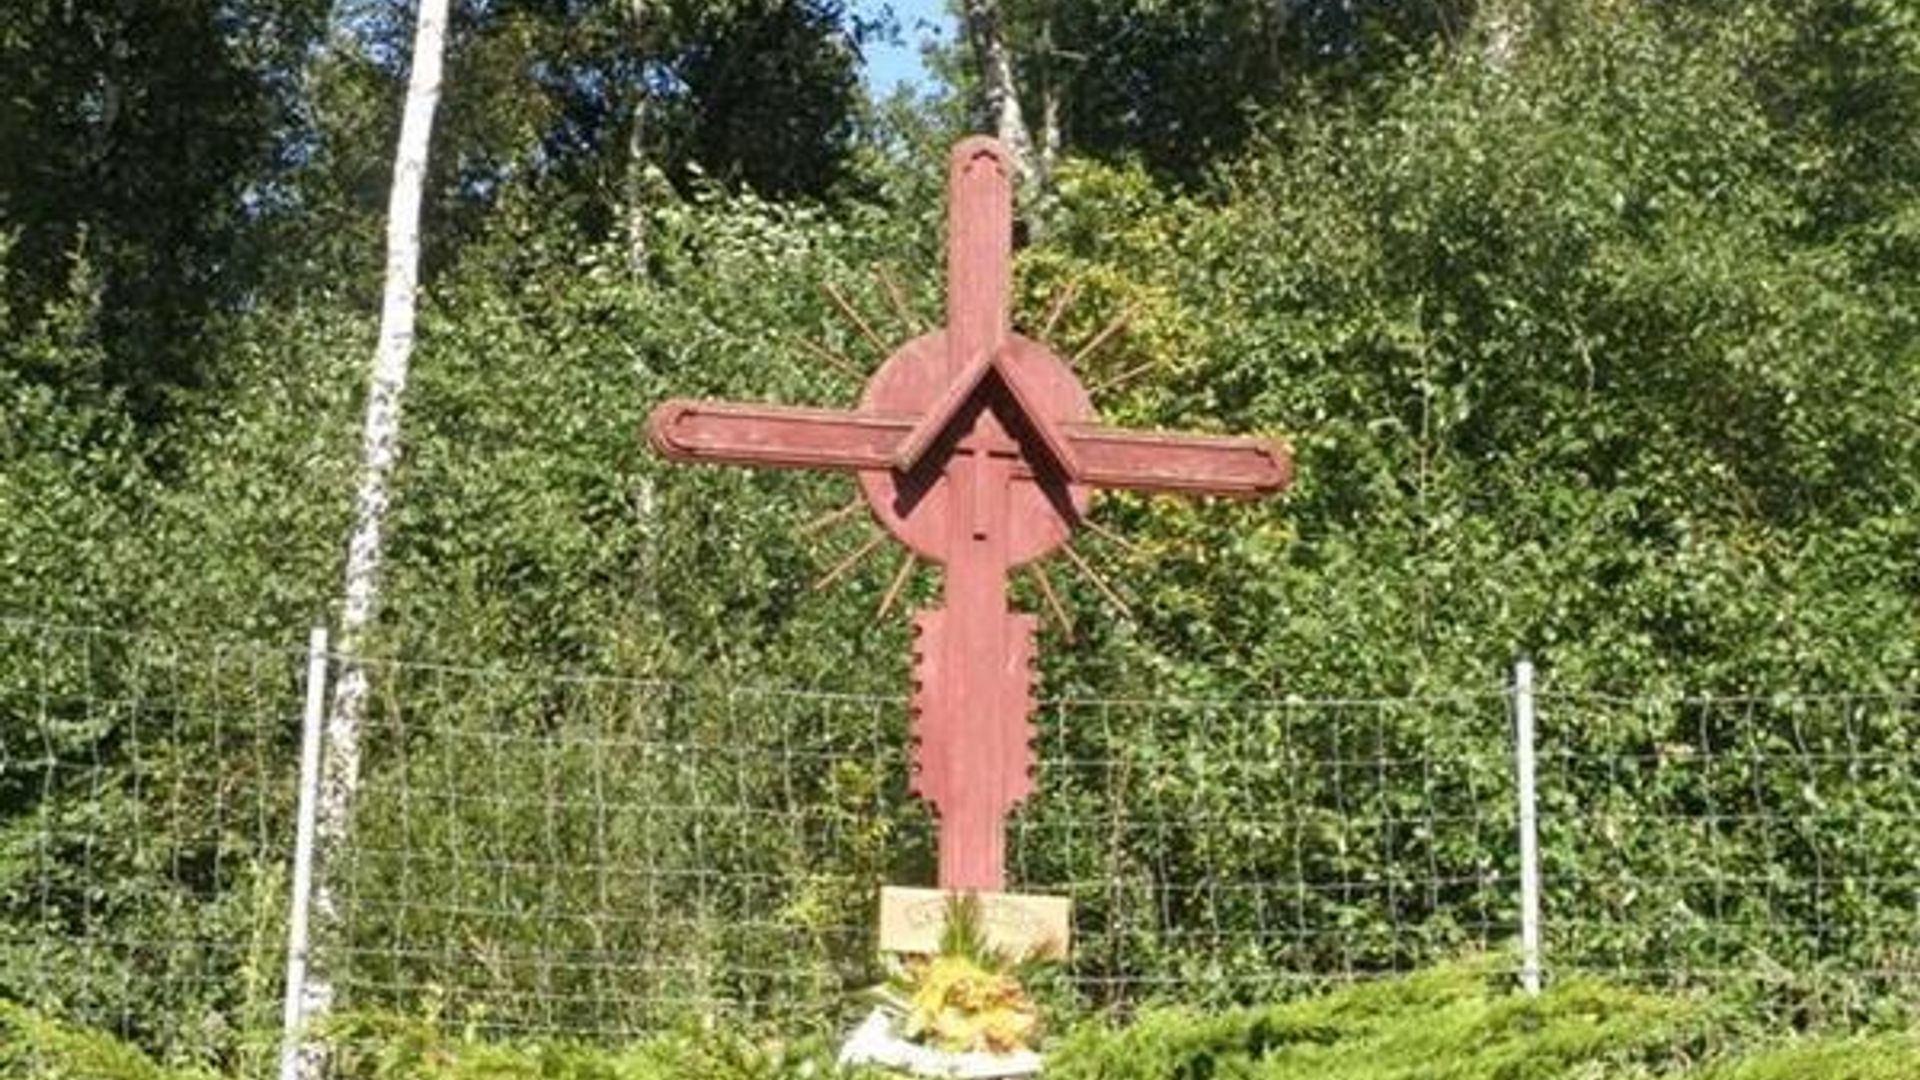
[649,137,1291,892]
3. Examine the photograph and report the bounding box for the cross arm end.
[647,398,912,473]
[1062,424,1293,498]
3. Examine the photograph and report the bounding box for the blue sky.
[856,0,949,95]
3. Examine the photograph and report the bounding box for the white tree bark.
[1480,0,1531,72]
[625,92,654,271]
[1034,14,1061,193]
[624,0,657,271]
[961,0,1034,187]
[1036,86,1060,191]
[299,0,449,1073]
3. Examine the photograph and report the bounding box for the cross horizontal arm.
[1062,424,1292,497]
[650,399,1290,496]
[648,399,910,471]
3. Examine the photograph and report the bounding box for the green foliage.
[1030,4,1920,700]
[5,0,1920,1063]
[320,1011,865,1080]
[1005,5,1920,1011]
[1046,962,1920,1079]
[327,0,868,267]
[0,247,360,1066]
[1692,1032,1920,1080]
[0,0,330,423]
[934,893,999,966]
[995,0,1477,182]
[9,967,1920,1079]
[1048,962,1703,1080]
[0,1001,215,1080]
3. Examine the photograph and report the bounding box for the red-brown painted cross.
[648,137,1291,891]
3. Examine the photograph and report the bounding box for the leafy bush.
[0,1001,214,1080]
[7,0,1920,1061]
[9,965,1920,1079]
[1696,1033,1920,1080]
[319,1012,862,1080]
[1048,962,1704,1080]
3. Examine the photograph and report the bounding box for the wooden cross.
[648,137,1291,891]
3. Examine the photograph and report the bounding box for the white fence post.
[280,625,331,1080]
[1514,655,1543,995]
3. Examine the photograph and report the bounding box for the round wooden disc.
[857,331,1094,566]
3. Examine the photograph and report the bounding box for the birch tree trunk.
[298,0,449,1072]
[1480,0,1531,72]
[1036,87,1060,192]
[961,0,1034,187]
[1034,14,1060,193]
[624,92,654,270]
[621,0,663,612]
[624,0,656,271]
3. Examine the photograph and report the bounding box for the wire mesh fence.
[1011,693,1516,1003]
[1534,688,1920,1020]
[334,663,1518,1040]
[0,618,304,1067]
[2,615,1917,1064]
[335,661,911,1040]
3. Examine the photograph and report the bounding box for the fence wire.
[2,616,1916,1063]
[0,618,303,1068]
[1534,689,1920,1020]
[335,658,1515,1039]
[334,660,908,1040]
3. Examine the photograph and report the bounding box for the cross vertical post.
[916,141,1027,890]
[946,138,1014,380]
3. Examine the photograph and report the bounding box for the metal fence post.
[280,625,331,1080]
[1514,656,1543,994]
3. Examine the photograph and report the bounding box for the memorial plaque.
[877,886,1072,960]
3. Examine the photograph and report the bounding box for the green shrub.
[1048,961,1703,1079]
[1694,1033,1920,1080]
[7,967,1919,1079]
[319,1011,863,1080]
[0,1001,214,1080]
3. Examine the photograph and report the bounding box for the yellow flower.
[902,954,1041,1054]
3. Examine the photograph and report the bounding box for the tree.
[302,0,450,1071]
[0,0,329,425]
[309,0,864,274]
[624,0,662,269]
[960,0,1035,184]
[951,0,1475,186]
